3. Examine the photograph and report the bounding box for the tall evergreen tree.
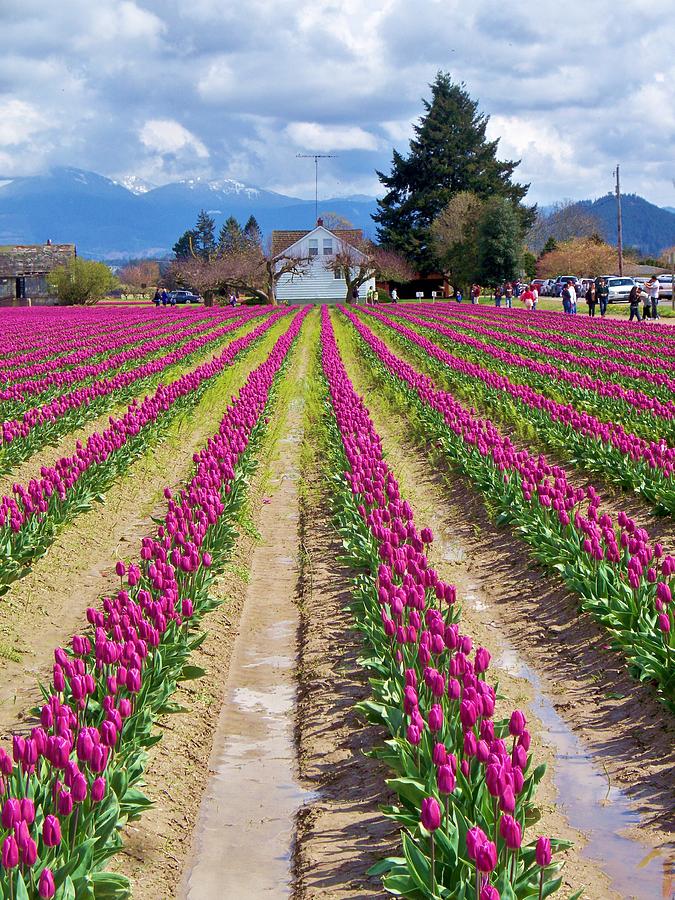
[194,210,216,260]
[243,214,262,247]
[374,71,533,272]
[218,216,246,254]
[173,229,198,259]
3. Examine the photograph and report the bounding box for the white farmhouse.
[273,219,376,303]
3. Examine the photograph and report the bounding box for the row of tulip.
[417,304,675,404]
[319,307,567,899]
[0,310,265,474]
[362,307,675,516]
[425,303,675,372]
[0,307,201,374]
[0,309,245,406]
[390,307,674,432]
[448,302,675,359]
[0,308,292,594]
[0,307,308,899]
[338,307,675,711]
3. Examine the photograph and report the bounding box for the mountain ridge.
[0,167,673,259]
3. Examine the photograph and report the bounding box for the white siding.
[275,225,375,302]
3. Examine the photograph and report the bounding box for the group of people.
[493,281,538,310]
[627,276,661,322]
[152,289,173,307]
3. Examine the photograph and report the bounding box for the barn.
[0,243,76,303]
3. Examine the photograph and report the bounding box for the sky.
[1,0,674,207]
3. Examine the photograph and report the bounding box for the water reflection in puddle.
[462,593,670,898]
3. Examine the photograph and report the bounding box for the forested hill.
[576,193,675,256]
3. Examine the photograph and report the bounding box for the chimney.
[316,217,323,227]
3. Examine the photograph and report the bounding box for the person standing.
[391,287,398,303]
[595,276,609,317]
[504,282,513,308]
[471,283,481,304]
[567,280,577,314]
[455,288,463,303]
[494,284,503,308]
[531,283,539,310]
[641,285,651,320]
[585,282,597,317]
[520,284,535,310]
[152,288,161,307]
[561,282,572,314]
[646,275,660,320]
[160,289,169,306]
[628,285,642,322]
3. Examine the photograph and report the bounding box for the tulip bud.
[39,868,56,898]
[1,798,20,829]
[91,777,106,803]
[466,826,488,861]
[476,839,497,873]
[420,796,441,832]
[535,836,552,867]
[1,834,19,868]
[480,887,500,900]
[509,710,527,737]
[57,790,73,816]
[437,764,455,795]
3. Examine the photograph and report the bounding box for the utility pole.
[614,165,623,276]
[296,153,337,223]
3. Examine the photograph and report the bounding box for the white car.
[657,274,673,299]
[602,276,637,302]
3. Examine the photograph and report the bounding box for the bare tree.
[527,200,602,254]
[323,236,414,301]
[119,260,160,293]
[171,239,312,306]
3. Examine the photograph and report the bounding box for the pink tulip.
[420,797,441,832]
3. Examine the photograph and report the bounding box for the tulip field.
[0,303,672,899]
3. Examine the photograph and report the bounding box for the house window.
[308,239,318,257]
[323,239,333,255]
[334,267,343,280]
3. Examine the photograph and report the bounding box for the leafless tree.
[323,236,414,301]
[527,200,602,254]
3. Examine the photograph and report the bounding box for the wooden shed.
[0,243,76,302]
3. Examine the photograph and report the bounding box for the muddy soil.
[292,476,399,899]
[333,312,675,898]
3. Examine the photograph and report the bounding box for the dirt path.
[292,484,398,899]
[113,311,316,898]
[333,312,675,898]
[0,318,289,742]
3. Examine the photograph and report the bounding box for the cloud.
[0,0,673,206]
[286,122,379,152]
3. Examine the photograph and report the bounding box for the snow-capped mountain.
[0,166,379,258]
[113,175,156,195]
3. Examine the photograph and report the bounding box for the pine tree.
[542,236,558,255]
[374,71,533,273]
[218,216,246,254]
[194,210,216,260]
[477,197,524,286]
[243,215,262,247]
[173,229,198,259]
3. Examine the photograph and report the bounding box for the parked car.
[601,276,637,302]
[531,279,546,295]
[657,274,674,299]
[540,278,557,296]
[167,290,201,304]
[552,276,582,297]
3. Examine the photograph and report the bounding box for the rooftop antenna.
[296,153,337,223]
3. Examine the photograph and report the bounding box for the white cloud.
[286,122,379,152]
[139,119,209,159]
[0,0,673,205]
[0,100,48,147]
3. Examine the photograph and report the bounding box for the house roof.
[271,226,363,257]
[0,244,76,278]
[613,263,669,276]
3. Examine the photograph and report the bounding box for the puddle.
[181,459,313,898]
[460,590,671,898]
